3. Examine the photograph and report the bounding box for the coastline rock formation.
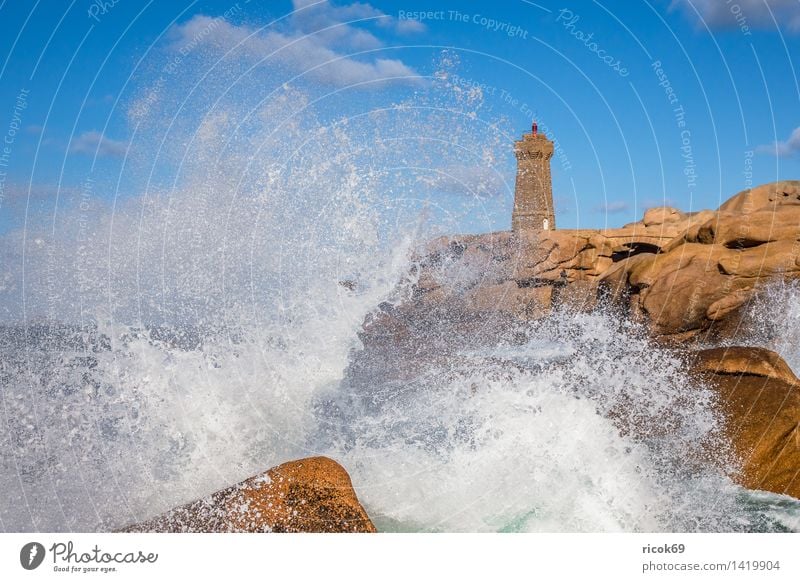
[127,182,800,530]
[690,347,800,499]
[387,181,800,502]
[122,457,376,533]
[409,181,800,342]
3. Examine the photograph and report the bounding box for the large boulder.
[601,181,800,339]
[690,347,800,499]
[121,457,377,533]
[694,207,800,249]
[718,181,800,214]
[642,206,684,226]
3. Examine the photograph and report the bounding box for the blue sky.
[1,0,799,232]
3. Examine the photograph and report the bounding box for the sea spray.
[727,279,800,374]
[0,52,511,530]
[322,309,778,532]
[1,44,798,533]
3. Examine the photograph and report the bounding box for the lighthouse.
[511,122,556,232]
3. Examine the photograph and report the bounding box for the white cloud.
[672,0,800,31]
[391,18,427,34]
[69,131,127,157]
[170,1,422,88]
[291,0,383,50]
[757,126,800,156]
[292,0,425,38]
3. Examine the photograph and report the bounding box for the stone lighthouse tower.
[512,122,555,231]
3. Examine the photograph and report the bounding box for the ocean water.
[2,308,799,533]
[1,58,799,533]
[324,309,800,533]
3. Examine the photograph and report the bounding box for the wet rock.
[706,289,753,322]
[693,346,799,386]
[121,457,376,533]
[690,347,800,500]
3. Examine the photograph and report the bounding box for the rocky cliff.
[392,180,800,501]
[411,181,800,342]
